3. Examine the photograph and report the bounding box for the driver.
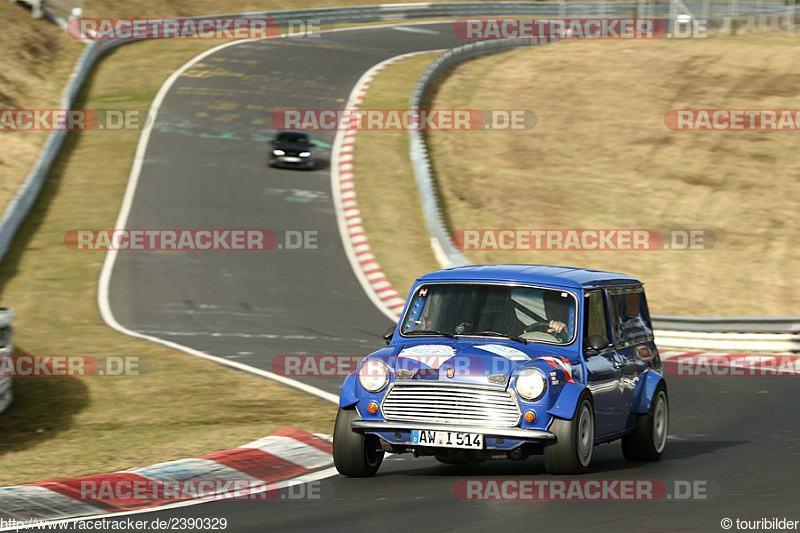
[523,291,569,340]
[543,291,569,337]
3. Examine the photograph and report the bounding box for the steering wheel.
[523,323,552,333]
[521,322,563,342]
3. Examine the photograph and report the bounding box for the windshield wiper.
[458,330,528,344]
[405,329,455,338]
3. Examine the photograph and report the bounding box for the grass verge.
[353,35,800,317]
[352,53,443,297]
[0,37,338,486]
[0,3,83,214]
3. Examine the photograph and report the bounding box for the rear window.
[607,287,653,347]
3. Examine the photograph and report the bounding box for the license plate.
[282,156,301,162]
[411,429,483,449]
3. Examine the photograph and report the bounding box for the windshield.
[401,283,577,345]
[275,132,310,145]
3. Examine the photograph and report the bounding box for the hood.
[384,339,577,387]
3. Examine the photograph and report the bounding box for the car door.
[582,289,626,437]
[607,286,656,428]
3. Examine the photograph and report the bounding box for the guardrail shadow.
[0,345,89,461]
[0,128,83,298]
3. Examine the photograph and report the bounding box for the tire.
[333,407,384,477]
[622,382,669,461]
[544,393,594,474]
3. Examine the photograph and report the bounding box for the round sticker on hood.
[475,344,529,361]
[398,345,456,370]
[399,345,456,357]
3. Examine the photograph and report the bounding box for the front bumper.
[270,156,314,168]
[352,420,555,443]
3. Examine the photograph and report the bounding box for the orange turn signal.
[524,411,535,423]
[367,402,379,414]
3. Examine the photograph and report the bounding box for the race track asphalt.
[103,22,800,532]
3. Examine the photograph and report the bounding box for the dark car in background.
[269,131,315,169]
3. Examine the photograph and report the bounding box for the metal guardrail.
[409,38,545,268]
[0,308,15,414]
[0,2,797,352]
[653,316,800,334]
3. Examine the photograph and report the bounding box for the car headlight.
[273,149,285,156]
[358,359,389,393]
[299,151,311,157]
[516,368,547,401]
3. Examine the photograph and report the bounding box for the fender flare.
[339,371,359,408]
[631,369,666,414]
[547,381,590,421]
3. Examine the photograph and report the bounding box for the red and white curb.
[0,429,332,525]
[659,350,799,375]
[331,51,440,322]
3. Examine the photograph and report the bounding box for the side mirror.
[383,324,397,345]
[584,335,609,357]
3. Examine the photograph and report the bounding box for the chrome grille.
[381,383,521,427]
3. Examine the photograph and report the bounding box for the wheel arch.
[631,369,667,415]
[339,371,359,408]
[547,381,592,421]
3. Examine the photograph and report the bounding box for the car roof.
[416,264,642,290]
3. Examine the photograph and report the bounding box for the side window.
[607,287,654,347]
[583,291,609,341]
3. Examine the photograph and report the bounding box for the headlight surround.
[299,151,311,157]
[273,149,285,156]
[515,368,547,401]
[358,359,389,393]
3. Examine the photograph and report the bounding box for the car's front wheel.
[544,392,594,474]
[333,407,384,477]
[622,382,669,461]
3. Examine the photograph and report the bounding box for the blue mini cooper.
[333,265,669,477]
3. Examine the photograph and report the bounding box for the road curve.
[103,22,800,532]
[107,23,465,394]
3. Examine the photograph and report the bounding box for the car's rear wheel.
[333,407,384,477]
[544,393,594,474]
[622,382,669,461]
